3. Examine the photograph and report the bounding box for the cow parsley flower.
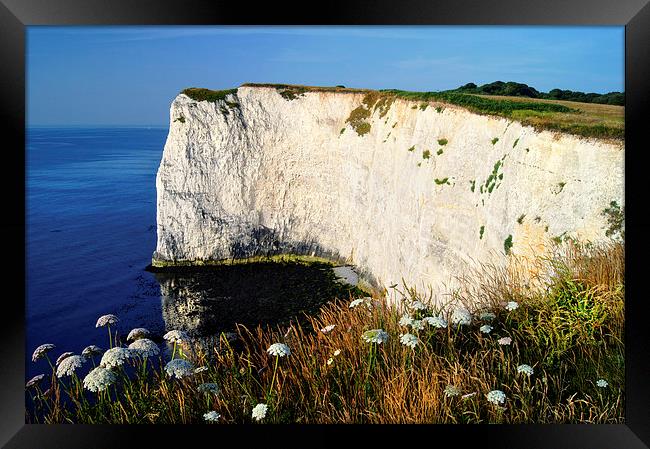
[411,319,425,331]
[320,324,336,334]
[399,333,419,348]
[164,359,194,379]
[194,366,208,374]
[505,301,519,311]
[128,338,160,358]
[126,327,150,341]
[163,330,189,344]
[486,389,506,405]
[596,379,608,388]
[361,329,389,344]
[56,355,85,378]
[198,383,220,394]
[399,314,413,327]
[444,385,461,397]
[479,311,496,321]
[517,364,534,376]
[423,315,447,328]
[203,411,220,422]
[83,367,116,392]
[26,374,45,388]
[327,357,334,365]
[55,352,74,366]
[32,344,55,362]
[498,336,512,346]
[267,343,291,357]
[82,345,102,358]
[410,300,427,311]
[95,314,118,327]
[480,325,493,334]
[100,347,133,369]
[451,307,472,326]
[251,403,268,421]
[333,349,341,356]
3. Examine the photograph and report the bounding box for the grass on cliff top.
[181,88,238,102]
[28,240,623,424]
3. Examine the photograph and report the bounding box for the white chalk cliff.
[153,85,624,297]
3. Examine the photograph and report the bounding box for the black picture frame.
[1,0,648,447]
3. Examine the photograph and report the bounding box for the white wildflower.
[55,352,74,366]
[163,330,189,344]
[81,345,102,358]
[411,319,425,331]
[194,366,208,374]
[56,355,85,377]
[505,301,519,311]
[361,329,389,344]
[203,411,220,422]
[349,298,368,309]
[100,347,133,369]
[451,307,472,326]
[410,300,427,311]
[126,327,150,341]
[26,374,45,388]
[333,349,341,356]
[164,359,194,379]
[422,315,447,328]
[251,403,268,421]
[498,336,512,346]
[128,338,160,358]
[198,383,220,394]
[95,314,118,327]
[399,333,419,349]
[486,389,506,405]
[267,343,291,357]
[327,357,334,365]
[479,311,496,321]
[517,364,534,376]
[83,367,116,392]
[480,325,493,334]
[444,385,461,397]
[320,324,336,334]
[398,314,413,327]
[32,344,55,362]
[596,379,608,388]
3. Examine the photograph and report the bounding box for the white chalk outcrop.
[154,86,624,298]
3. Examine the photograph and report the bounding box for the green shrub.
[504,235,513,255]
[438,138,448,146]
[422,150,431,159]
[491,137,499,145]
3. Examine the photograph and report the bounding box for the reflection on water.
[153,261,365,338]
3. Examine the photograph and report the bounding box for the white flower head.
[451,307,472,326]
[399,314,414,327]
[480,325,493,334]
[327,357,334,365]
[95,314,118,328]
[505,301,519,311]
[56,355,85,377]
[251,403,268,421]
[596,379,608,388]
[32,344,55,362]
[479,311,496,321]
[423,315,447,328]
[517,364,534,376]
[55,352,74,366]
[498,336,512,346]
[127,327,150,341]
[82,345,102,358]
[100,347,133,369]
[194,366,208,374]
[198,383,220,394]
[164,359,194,379]
[349,297,372,309]
[399,333,419,349]
[163,330,189,344]
[411,319,425,331]
[333,349,341,356]
[267,343,291,357]
[26,374,46,388]
[320,324,336,334]
[203,411,221,422]
[444,385,461,397]
[361,329,389,344]
[128,338,160,358]
[410,300,427,311]
[83,367,116,392]
[486,389,506,405]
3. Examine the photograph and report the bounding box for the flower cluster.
[128,338,160,358]
[252,403,268,421]
[164,359,194,379]
[100,347,133,369]
[399,333,419,349]
[517,364,534,376]
[83,367,116,392]
[32,344,55,362]
[486,389,506,405]
[267,343,291,357]
[56,355,85,378]
[361,329,389,344]
[95,314,118,328]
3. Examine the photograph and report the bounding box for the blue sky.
[27,26,624,126]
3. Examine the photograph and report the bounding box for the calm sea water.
[26,127,168,378]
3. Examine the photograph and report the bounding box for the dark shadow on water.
[152,261,366,337]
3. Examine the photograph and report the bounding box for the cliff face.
[154,86,624,296]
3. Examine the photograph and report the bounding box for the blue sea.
[26,127,169,378]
